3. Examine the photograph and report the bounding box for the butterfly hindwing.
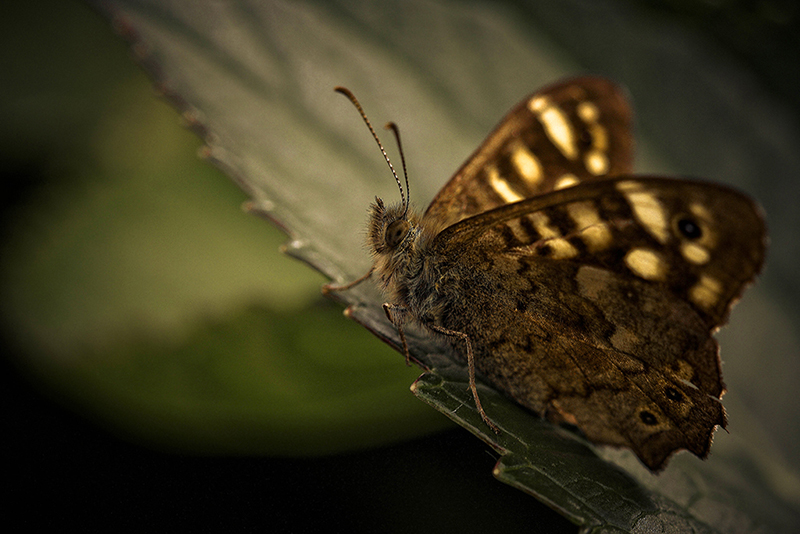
[423,177,765,470]
[423,77,634,229]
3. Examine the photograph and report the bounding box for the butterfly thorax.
[368,196,471,333]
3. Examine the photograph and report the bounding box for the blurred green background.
[3,0,798,532]
[1,0,447,452]
[2,1,563,531]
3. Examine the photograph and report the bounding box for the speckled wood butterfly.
[328,77,766,471]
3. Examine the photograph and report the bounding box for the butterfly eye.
[675,216,702,240]
[385,219,410,248]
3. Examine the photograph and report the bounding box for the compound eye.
[385,219,410,248]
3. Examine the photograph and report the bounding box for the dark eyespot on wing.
[677,217,702,240]
[640,411,658,426]
[665,387,683,402]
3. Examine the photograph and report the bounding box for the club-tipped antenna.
[335,87,410,217]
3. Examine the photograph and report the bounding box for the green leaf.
[7,0,800,531]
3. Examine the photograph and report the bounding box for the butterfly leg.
[428,324,501,435]
[322,268,374,294]
[383,303,413,366]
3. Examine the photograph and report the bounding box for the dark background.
[4,0,798,532]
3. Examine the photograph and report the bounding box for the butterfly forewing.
[432,177,765,330]
[423,77,634,229]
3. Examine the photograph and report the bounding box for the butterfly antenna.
[384,122,410,219]
[335,87,407,217]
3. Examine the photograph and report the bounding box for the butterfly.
[328,77,766,471]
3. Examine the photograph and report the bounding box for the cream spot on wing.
[624,248,666,281]
[617,181,670,243]
[528,211,578,259]
[506,218,529,243]
[528,96,547,112]
[580,225,613,251]
[568,200,612,251]
[577,101,599,122]
[487,165,523,203]
[528,96,578,160]
[568,200,600,228]
[510,142,543,185]
[690,275,722,309]
[548,238,579,259]
[681,242,710,265]
[529,211,558,239]
[555,173,580,190]
[585,150,609,175]
[689,202,712,221]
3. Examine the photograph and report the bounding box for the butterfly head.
[367,196,419,253]
[365,195,423,299]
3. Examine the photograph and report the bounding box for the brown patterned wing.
[427,177,766,469]
[423,77,634,229]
